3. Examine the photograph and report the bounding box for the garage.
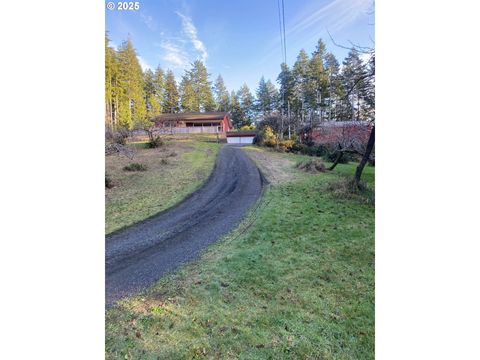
[226,131,257,145]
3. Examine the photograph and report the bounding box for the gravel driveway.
[106,146,263,307]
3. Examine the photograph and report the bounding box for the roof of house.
[315,120,371,128]
[226,130,257,137]
[152,112,230,122]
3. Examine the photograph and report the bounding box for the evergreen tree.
[105,33,119,131]
[179,73,198,112]
[256,76,279,117]
[163,70,179,113]
[230,90,245,128]
[277,62,294,114]
[116,38,147,130]
[308,39,329,114]
[153,66,165,112]
[188,60,216,111]
[324,52,345,120]
[292,49,310,125]
[214,75,230,111]
[237,84,255,126]
[144,69,161,119]
[341,49,368,120]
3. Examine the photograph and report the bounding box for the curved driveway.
[106,146,263,307]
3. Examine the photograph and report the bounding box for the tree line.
[105,34,374,134]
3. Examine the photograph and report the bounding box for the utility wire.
[277,0,285,64]
[281,0,287,64]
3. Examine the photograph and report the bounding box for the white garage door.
[227,136,254,145]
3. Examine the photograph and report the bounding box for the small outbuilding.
[226,131,257,145]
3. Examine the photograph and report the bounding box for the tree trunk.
[328,151,344,171]
[354,125,375,187]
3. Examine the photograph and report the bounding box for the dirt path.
[106,146,263,307]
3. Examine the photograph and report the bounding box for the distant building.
[152,112,232,135]
[226,130,257,145]
[301,121,372,145]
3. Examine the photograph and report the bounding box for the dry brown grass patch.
[296,159,326,173]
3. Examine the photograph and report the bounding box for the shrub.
[105,174,114,188]
[296,159,326,173]
[123,163,148,172]
[277,139,295,152]
[239,124,256,131]
[258,126,277,147]
[148,135,163,148]
[161,158,168,165]
[290,142,326,157]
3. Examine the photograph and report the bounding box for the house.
[152,112,232,135]
[226,130,257,145]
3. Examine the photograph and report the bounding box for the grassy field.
[105,136,221,234]
[105,146,374,359]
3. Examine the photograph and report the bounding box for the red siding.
[302,122,371,145]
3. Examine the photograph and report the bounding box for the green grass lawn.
[105,147,375,359]
[105,138,221,234]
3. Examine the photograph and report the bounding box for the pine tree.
[256,76,279,117]
[237,84,255,126]
[214,75,230,112]
[230,90,245,128]
[116,38,146,130]
[179,73,198,112]
[163,70,179,113]
[308,39,329,115]
[277,62,294,114]
[144,69,161,120]
[105,33,119,131]
[292,49,310,125]
[188,60,216,111]
[341,49,368,120]
[153,66,165,111]
[324,52,345,120]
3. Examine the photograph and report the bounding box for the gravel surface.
[106,146,263,307]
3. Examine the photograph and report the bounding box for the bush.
[277,139,295,152]
[105,174,114,188]
[258,126,277,147]
[148,135,163,148]
[296,159,326,173]
[161,158,168,165]
[290,142,326,157]
[239,124,256,131]
[123,163,148,172]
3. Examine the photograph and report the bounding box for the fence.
[156,126,222,134]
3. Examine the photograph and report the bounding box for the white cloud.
[159,41,189,69]
[175,12,208,62]
[289,0,373,36]
[138,56,152,71]
[140,13,156,31]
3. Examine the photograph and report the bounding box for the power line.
[281,0,287,64]
[276,0,285,64]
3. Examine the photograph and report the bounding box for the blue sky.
[105,0,374,93]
